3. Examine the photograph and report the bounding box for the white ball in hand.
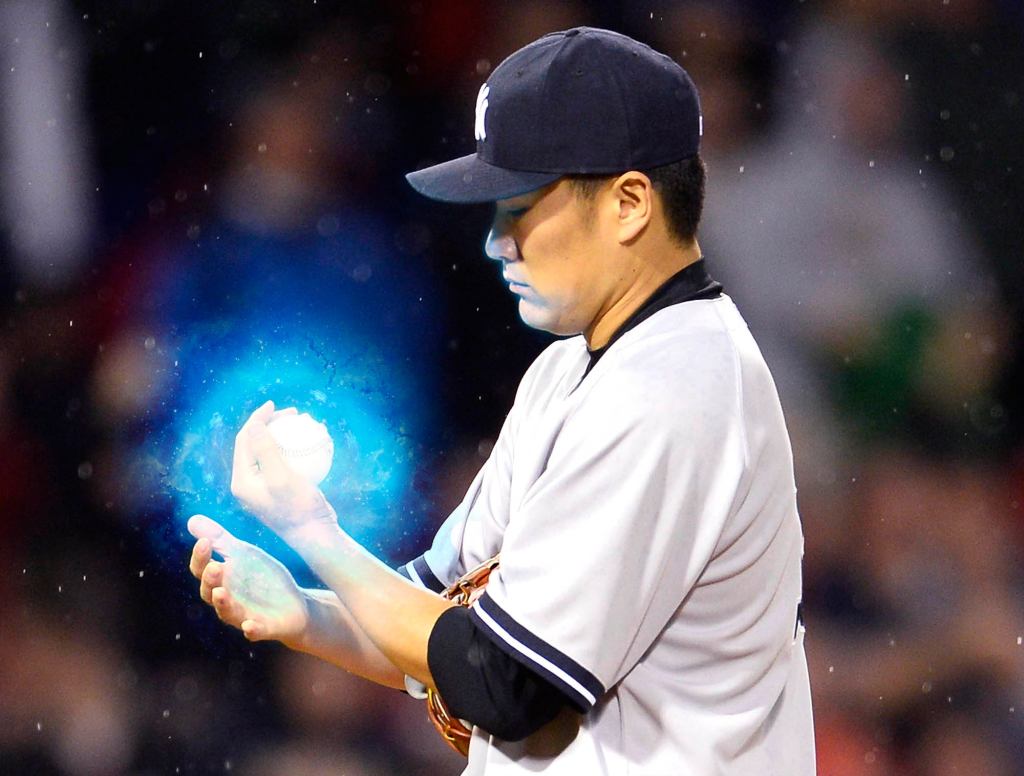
[266,412,335,486]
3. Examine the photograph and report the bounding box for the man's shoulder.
[520,335,586,382]
[577,297,764,427]
[537,334,587,363]
[600,298,744,381]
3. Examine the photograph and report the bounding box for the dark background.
[2,1,1023,773]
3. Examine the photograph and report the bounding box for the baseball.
[266,412,334,485]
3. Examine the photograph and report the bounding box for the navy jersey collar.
[585,258,723,373]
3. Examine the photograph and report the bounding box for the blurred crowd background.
[1,1,1023,774]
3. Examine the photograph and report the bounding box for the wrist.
[281,520,364,582]
[286,588,324,653]
[282,518,344,551]
[256,490,338,539]
[287,490,338,529]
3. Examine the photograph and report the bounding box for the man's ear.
[610,172,653,244]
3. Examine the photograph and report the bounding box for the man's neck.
[584,241,702,350]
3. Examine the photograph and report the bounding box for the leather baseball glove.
[427,555,500,757]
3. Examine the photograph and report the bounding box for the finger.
[240,619,266,641]
[231,400,276,483]
[247,421,291,491]
[188,514,239,559]
[199,560,225,604]
[211,586,245,627]
[189,537,212,580]
[252,399,277,422]
[271,407,298,420]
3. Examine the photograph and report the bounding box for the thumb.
[187,514,239,558]
[241,619,268,641]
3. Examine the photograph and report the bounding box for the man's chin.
[517,303,577,337]
[517,302,552,333]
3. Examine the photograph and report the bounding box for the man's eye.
[505,208,528,219]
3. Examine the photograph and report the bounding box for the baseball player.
[188,27,815,774]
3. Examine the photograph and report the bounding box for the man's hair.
[565,155,706,245]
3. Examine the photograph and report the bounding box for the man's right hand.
[188,514,310,648]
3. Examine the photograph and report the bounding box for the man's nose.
[484,228,519,262]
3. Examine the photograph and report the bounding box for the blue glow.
[140,215,443,581]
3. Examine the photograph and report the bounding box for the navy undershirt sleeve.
[428,606,573,742]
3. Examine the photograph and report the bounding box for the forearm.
[226,403,451,686]
[292,588,407,689]
[284,521,454,688]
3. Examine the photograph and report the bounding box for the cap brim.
[405,153,561,204]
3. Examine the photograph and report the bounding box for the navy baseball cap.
[406,27,702,203]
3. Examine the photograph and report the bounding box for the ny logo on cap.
[475,83,489,142]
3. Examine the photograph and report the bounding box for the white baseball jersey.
[405,294,815,775]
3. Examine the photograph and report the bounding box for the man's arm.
[284,520,456,689]
[297,587,409,689]
[225,400,456,689]
[226,401,577,742]
[188,514,407,689]
[190,504,571,741]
